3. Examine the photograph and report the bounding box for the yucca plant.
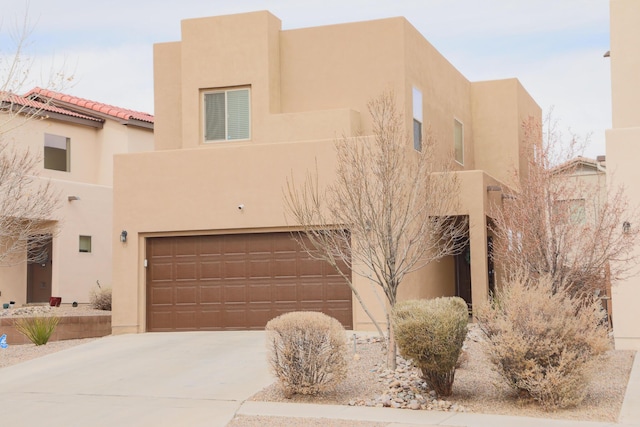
[14,316,60,345]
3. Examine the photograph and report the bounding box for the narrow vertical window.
[412,87,423,152]
[79,235,92,253]
[204,88,250,142]
[44,134,70,172]
[454,119,464,165]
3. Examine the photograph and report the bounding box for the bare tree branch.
[491,112,639,298]
[285,90,467,369]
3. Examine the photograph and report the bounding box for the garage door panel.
[176,262,197,281]
[224,235,247,254]
[273,259,297,278]
[175,237,197,257]
[299,283,324,302]
[149,286,173,305]
[200,285,222,304]
[175,285,197,304]
[249,284,271,303]
[249,260,271,278]
[224,261,246,278]
[149,238,174,258]
[274,284,297,302]
[224,284,246,303]
[147,232,352,331]
[326,282,353,300]
[175,310,197,329]
[299,259,323,277]
[247,234,273,253]
[200,261,222,280]
[150,263,173,282]
[199,238,222,256]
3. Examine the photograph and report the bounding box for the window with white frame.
[203,88,250,142]
[44,133,70,172]
[412,87,423,152]
[454,119,464,165]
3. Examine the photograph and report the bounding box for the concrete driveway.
[0,332,273,427]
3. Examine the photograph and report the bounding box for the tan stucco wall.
[113,10,539,334]
[471,79,541,186]
[607,0,640,350]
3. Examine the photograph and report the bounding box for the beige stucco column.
[469,211,489,311]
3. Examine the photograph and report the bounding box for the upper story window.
[203,88,250,142]
[412,87,423,152]
[44,133,70,172]
[454,119,464,165]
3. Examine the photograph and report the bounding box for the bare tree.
[491,113,638,298]
[0,9,71,265]
[285,91,467,369]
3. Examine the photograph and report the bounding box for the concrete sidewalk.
[0,331,638,427]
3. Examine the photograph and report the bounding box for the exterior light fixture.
[623,221,631,234]
[68,195,80,202]
[604,50,611,58]
[120,230,128,243]
[486,185,502,192]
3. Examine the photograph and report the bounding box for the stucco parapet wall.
[452,170,512,216]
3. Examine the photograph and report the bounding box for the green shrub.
[392,297,468,396]
[265,311,348,398]
[14,316,60,345]
[90,285,112,311]
[475,274,610,410]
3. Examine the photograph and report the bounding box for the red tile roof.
[24,87,154,124]
[1,92,102,123]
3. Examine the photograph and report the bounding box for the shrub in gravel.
[475,273,610,410]
[90,285,112,311]
[14,316,60,345]
[265,311,348,398]
[392,297,468,397]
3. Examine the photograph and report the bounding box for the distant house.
[607,0,640,350]
[111,11,540,334]
[0,88,153,307]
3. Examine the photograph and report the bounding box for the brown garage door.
[146,232,352,331]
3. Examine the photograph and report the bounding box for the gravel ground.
[235,326,635,425]
[1,313,634,426]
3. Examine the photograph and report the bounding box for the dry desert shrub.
[392,297,468,396]
[265,311,348,398]
[475,274,611,410]
[90,284,112,311]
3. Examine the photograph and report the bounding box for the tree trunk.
[386,312,397,370]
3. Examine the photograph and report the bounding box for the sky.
[1,0,611,158]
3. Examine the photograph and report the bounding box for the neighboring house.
[112,11,540,334]
[607,0,640,350]
[551,155,611,321]
[0,88,153,307]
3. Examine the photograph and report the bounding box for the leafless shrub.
[265,311,348,398]
[392,297,468,396]
[476,273,611,410]
[90,283,112,311]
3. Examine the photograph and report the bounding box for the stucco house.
[607,0,640,350]
[112,11,541,334]
[0,88,153,307]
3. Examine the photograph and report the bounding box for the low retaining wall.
[0,315,111,345]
